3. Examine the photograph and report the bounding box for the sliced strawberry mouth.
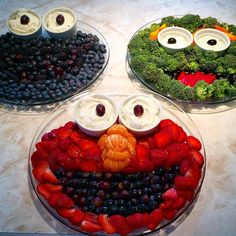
[31,120,204,235]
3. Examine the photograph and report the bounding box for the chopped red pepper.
[177,71,216,87]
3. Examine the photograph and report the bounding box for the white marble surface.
[0,0,236,235]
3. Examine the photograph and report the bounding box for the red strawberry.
[150,149,167,167]
[37,183,51,200]
[190,150,204,168]
[109,215,132,236]
[78,138,97,151]
[40,183,62,193]
[98,214,116,234]
[64,155,81,171]
[180,159,191,175]
[80,161,99,172]
[31,151,43,168]
[41,131,57,141]
[67,144,82,159]
[163,209,177,220]
[50,149,70,166]
[159,200,172,210]
[35,144,49,160]
[81,220,102,233]
[177,190,194,201]
[165,143,190,167]
[147,209,163,230]
[47,154,60,172]
[64,121,76,129]
[161,123,181,142]
[69,130,82,144]
[59,138,71,152]
[57,208,76,219]
[176,127,187,143]
[82,145,101,162]
[154,131,173,148]
[69,209,85,225]
[171,196,186,210]
[135,144,153,171]
[58,127,72,139]
[175,175,198,190]
[186,136,202,151]
[36,140,58,153]
[162,188,178,201]
[158,119,174,129]
[126,213,148,230]
[32,161,58,183]
[83,212,99,224]
[48,193,74,209]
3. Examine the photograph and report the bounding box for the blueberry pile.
[0,31,107,105]
[55,166,180,216]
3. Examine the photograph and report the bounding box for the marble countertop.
[0,0,236,235]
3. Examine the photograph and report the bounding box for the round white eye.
[158,26,193,53]
[194,28,230,55]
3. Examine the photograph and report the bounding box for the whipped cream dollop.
[8,10,41,34]
[45,10,75,33]
[76,96,117,130]
[119,95,162,131]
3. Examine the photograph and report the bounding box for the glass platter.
[126,16,236,113]
[28,91,206,235]
[0,20,109,106]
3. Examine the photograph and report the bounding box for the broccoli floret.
[227,85,236,97]
[173,51,188,70]
[184,46,203,62]
[215,54,236,75]
[160,16,176,26]
[194,80,214,101]
[130,54,150,72]
[149,23,161,32]
[141,63,162,82]
[175,14,204,32]
[154,72,173,92]
[226,41,236,56]
[228,24,236,35]
[212,79,231,99]
[203,17,218,28]
[204,50,218,60]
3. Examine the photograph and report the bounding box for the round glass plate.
[127,16,236,113]
[28,91,206,235]
[0,20,109,106]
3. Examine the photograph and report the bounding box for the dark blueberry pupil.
[134,104,144,116]
[207,39,217,46]
[168,37,176,44]
[96,104,105,117]
[20,15,30,25]
[56,14,65,25]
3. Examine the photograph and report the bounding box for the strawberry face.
[31,120,205,236]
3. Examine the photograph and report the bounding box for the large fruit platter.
[0,18,109,106]
[29,92,205,235]
[127,14,236,104]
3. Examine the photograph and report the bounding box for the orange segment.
[97,124,137,172]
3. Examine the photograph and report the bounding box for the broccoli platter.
[128,14,236,102]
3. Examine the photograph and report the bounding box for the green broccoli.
[203,50,218,60]
[226,41,236,56]
[130,54,150,72]
[227,85,236,97]
[212,79,231,99]
[160,16,176,26]
[154,72,173,93]
[141,63,161,82]
[228,24,236,35]
[215,54,236,74]
[184,46,203,62]
[194,80,214,101]
[149,23,161,32]
[173,51,189,70]
[202,17,218,28]
[175,14,204,32]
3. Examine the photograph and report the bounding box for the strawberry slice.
[161,123,181,142]
[177,190,194,201]
[158,119,174,129]
[32,161,58,183]
[159,200,172,210]
[67,144,82,159]
[163,209,177,220]
[180,159,191,175]
[98,214,116,234]
[162,188,178,201]
[190,149,204,168]
[57,208,76,219]
[126,213,148,230]
[147,209,163,230]
[40,183,62,193]
[48,193,74,209]
[135,144,153,172]
[150,149,167,167]
[186,136,202,151]
[35,144,49,160]
[79,138,97,151]
[36,140,58,153]
[109,215,132,236]
[174,175,199,190]
[176,127,187,143]
[58,126,72,139]
[69,209,85,225]
[64,121,76,129]
[80,161,99,172]
[31,151,44,168]
[154,131,173,148]
[81,220,102,233]
[37,184,51,200]
[171,196,186,210]
[59,138,72,152]
[83,212,99,224]
[82,145,101,162]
